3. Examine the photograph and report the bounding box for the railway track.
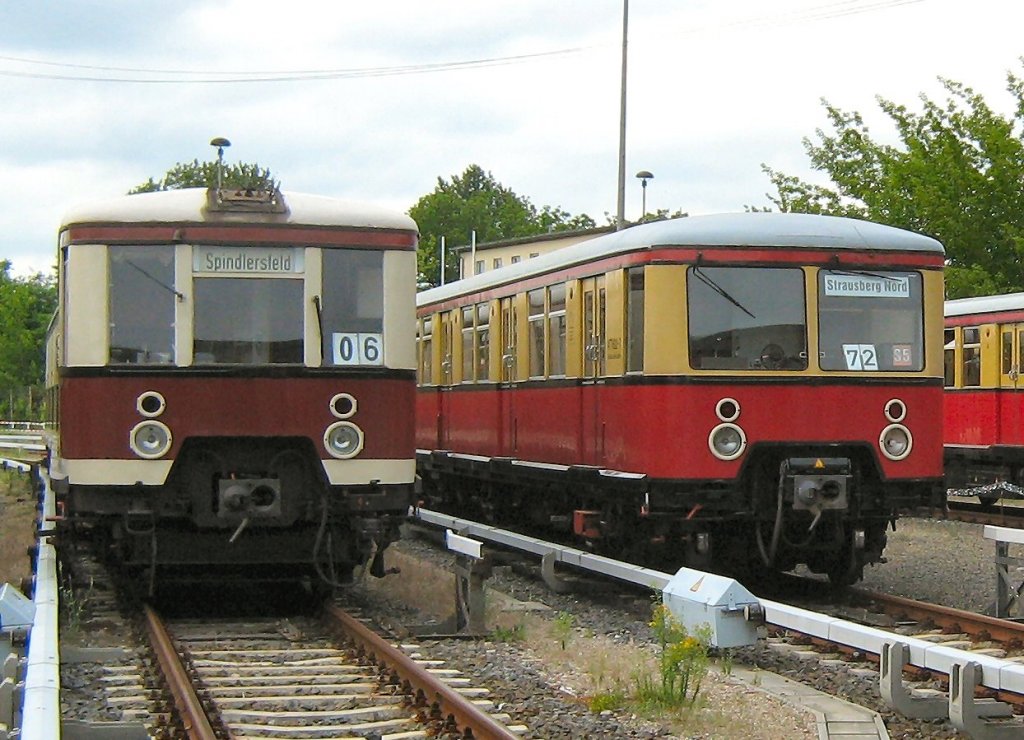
[38,496,1024,737]
[50,537,525,739]
[133,599,528,740]
[144,602,523,739]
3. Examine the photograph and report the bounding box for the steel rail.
[323,603,519,740]
[854,588,1024,644]
[142,604,218,740]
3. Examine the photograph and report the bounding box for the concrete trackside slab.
[728,665,889,740]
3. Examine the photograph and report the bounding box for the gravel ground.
[350,515,1012,739]
[57,515,1007,738]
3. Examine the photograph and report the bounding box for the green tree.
[761,65,1024,298]
[0,262,56,419]
[410,165,595,287]
[130,160,278,194]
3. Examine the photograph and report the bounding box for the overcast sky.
[1,0,1021,275]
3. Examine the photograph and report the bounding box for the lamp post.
[636,170,653,222]
[210,137,231,191]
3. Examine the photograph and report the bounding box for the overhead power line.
[0,0,929,85]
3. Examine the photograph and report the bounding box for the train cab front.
[61,435,413,591]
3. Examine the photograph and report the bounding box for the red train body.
[416,213,946,585]
[944,293,1024,498]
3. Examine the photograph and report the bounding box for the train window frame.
[475,303,490,382]
[944,327,956,387]
[528,288,546,379]
[461,305,475,383]
[817,270,924,373]
[192,275,304,365]
[108,245,177,366]
[320,249,385,368]
[962,325,981,387]
[418,316,434,385]
[686,265,807,372]
[439,310,455,385]
[548,284,567,377]
[626,267,644,373]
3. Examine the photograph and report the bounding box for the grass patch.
[363,543,817,737]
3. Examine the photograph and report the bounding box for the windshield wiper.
[692,266,756,319]
[126,260,184,301]
[312,295,324,363]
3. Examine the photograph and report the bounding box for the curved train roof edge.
[420,212,944,306]
[945,291,1024,317]
[59,187,418,232]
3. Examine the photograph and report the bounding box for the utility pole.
[615,0,629,230]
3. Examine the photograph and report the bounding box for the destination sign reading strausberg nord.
[193,246,304,274]
[823,274,909,299]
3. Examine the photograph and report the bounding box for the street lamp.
[636,170,653,222]
[210,137,231,191]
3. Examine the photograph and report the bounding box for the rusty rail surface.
[323,603,519,740]
[853,588,1024,645]
[143,604,218,740]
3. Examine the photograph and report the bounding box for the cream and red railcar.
[45,187,417,584]
[944,292,1024,502]
[416,213,945,585]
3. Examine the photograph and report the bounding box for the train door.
[999,324,1024,447]
[438,311,456,448]
[581,276,606,465]
[499,297,518,455]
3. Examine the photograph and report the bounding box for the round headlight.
[136,390,166,418]
[324,421,364,459]
[715,397,740,422]
[329,392,357,419]
[884,398,907,423]
[879,423,913,461]
[708,423,746,461]
[129,420,172,459]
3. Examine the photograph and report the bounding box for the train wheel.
[825,539,863,588]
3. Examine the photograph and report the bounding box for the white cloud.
[1,0,1022,273]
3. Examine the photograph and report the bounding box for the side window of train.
[943,328,956,387]
[962,326,981,387]
[475,303,490,382]
[461,306,475,383]
[440,311,455,385]
[626,267,644,373]
[321,250,384,367]
[548,284,567,376]
[419,317,433,385]
[528,288,545,378]
[108,245,176,365]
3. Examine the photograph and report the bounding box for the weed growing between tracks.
[0,469,36,589]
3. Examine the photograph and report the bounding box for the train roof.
[945,292,1024,318]
[59,187,417,232]
[419,212,944,306]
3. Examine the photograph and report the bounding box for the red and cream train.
[415,213,946,585]
[45,186,418,588]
